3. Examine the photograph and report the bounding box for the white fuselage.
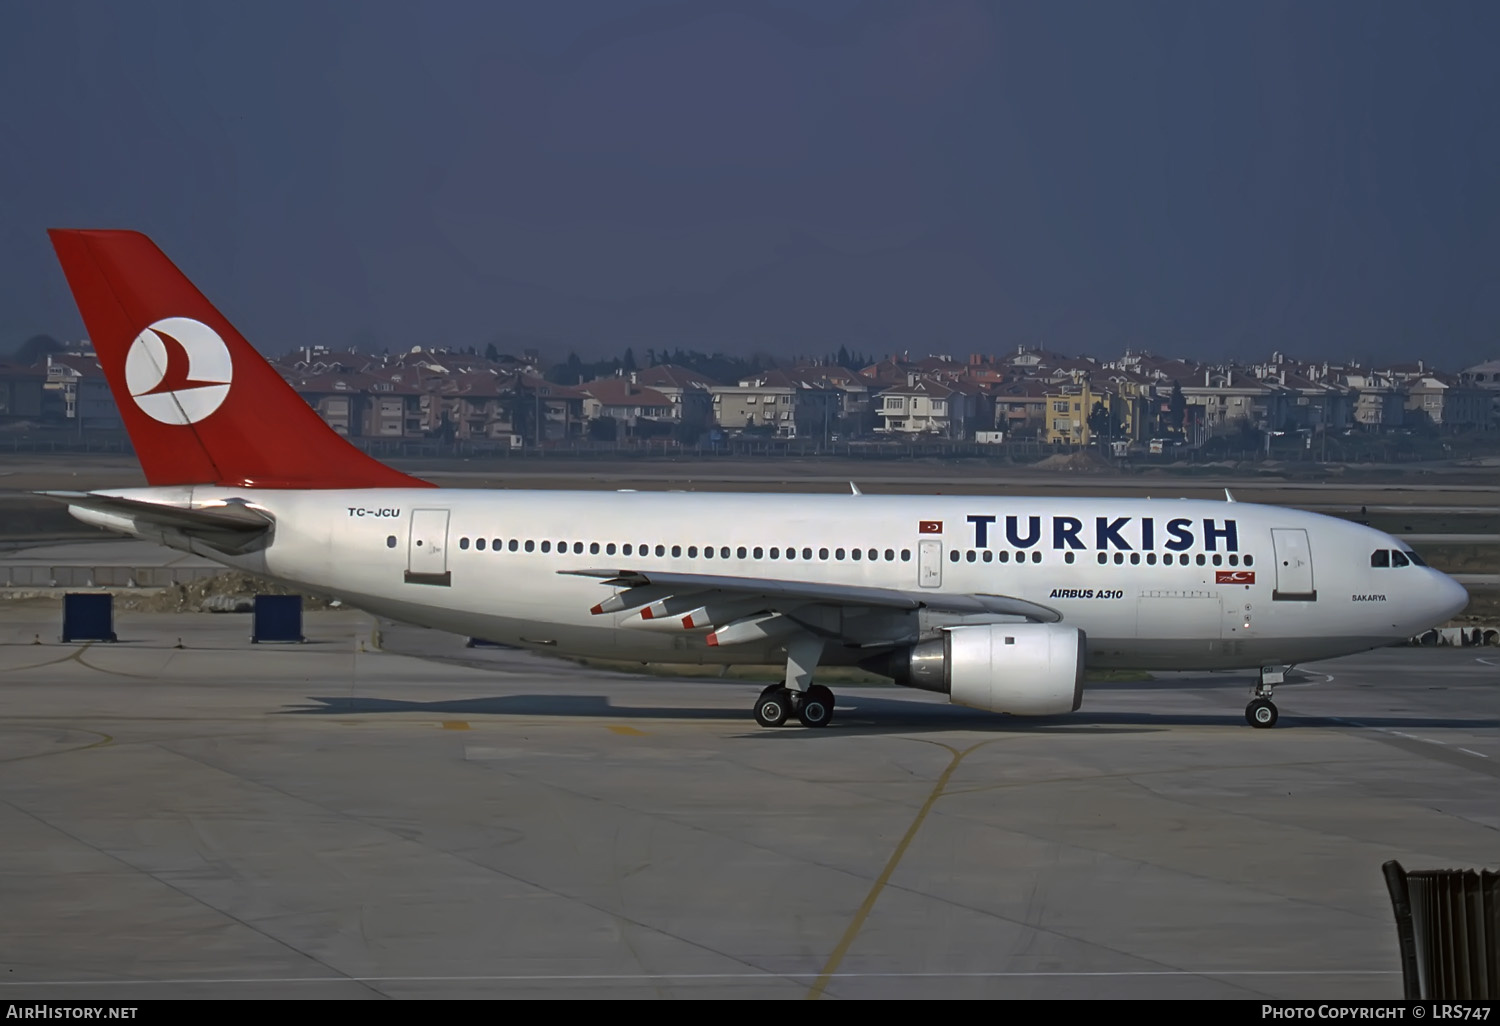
[74,487,1469,672]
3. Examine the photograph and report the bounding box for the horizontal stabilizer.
[37,490,274,536]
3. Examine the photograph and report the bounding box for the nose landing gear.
[1245,665,1285,728]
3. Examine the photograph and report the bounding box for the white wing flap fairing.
[563,568,1062,623]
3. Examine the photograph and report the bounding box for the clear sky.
[2,0,1496,368]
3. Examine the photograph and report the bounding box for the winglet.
[850,481,862,495]
[1224,488,1236,503]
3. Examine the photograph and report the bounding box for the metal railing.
[1383,860,1499,999]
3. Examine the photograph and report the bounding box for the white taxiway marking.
[1333,718,1490,759]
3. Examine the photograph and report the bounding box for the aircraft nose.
[1427,571,1469,625]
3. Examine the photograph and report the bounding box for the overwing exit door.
[918,539,943,588]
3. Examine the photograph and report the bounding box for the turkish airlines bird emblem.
[125,316,233,425]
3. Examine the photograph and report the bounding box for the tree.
[14,334,62,365]
[1168,380,1186,436]
[1087,401,1112,444]
[484,342,500,362]
[622,347,637,374]
[546,352,586,385]
[587,416,618,442]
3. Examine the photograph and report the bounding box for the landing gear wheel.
[754,687,791,728]
[1246,698,1278,728]
[808,685,835,716]
[796,690,833,728]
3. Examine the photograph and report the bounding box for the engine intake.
[864,623,1085,716]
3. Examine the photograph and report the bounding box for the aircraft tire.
[1246,698,1278,728]
[795,692,833,728]
[754,688,792,728]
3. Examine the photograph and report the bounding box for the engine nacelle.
[866,623,1085,716]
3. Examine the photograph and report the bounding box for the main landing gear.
[754,684,835,727]
[1245,665,1286,728]
[753,634,834,728]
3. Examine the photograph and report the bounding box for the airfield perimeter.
[0,454,1496,999]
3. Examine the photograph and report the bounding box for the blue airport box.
[62,593,116,642]
[252,595,303,643]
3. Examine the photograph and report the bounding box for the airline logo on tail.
[124,317,233,424]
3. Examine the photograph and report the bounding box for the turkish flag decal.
[1216,570,1255,584]
[919,521,943,534]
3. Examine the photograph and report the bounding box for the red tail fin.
[48,229,430,490]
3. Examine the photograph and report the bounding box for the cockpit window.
[1371,550,1390,568]
[1391,549,1410,568]
[1405,550,1427,567]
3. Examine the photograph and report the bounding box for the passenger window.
[671,545,682,557]
[900,549,911,561]
[1064,552,1074,564]
[492,538,501,551]
[1130,553,1140,565]
[590,542,599,555]
[885,549,895,561]
[851,548,862,561]
[657,545,667,557]
[702,546,712,559]
[606,543,616,555]
[869,549,879,561]
[476,538,486,551]
[1227,554,1238,566]
[835,548,846,560]
[386,535,397,548]
[982,550,992,563]
[621,544,632,556]
[753,547,763,559]
[688,546,698,558]
[509,539,518,552]
[541,541,551,553]
[770,547,780,559]
[1196,554,1206,566]
[737,547,747,559]
[1146,553,1156,565]
[1244,555,1254,567]
[573,542,584,555]
[950,550,960,563]
[1371,550,1390,568]
[1097,553,1106,565]
[999,551,1010,563]
[459,537,470,550]
[1114,553,1124,565]
[804,548,814,560]
[818,548,828,560]
[1212,554,1222,566]
[721,547,731,559]
[524,540,534,552]
[1391,550,1410,567]
[1031,551,1041,563]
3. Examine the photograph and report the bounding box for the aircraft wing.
[561,567,1061,628]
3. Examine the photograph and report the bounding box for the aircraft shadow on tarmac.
[281,692,1497,736]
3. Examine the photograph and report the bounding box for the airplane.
[41,229,1470,730]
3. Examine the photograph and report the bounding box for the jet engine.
[864,623,1085,715]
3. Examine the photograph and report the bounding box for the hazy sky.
[2,0,1496,368]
